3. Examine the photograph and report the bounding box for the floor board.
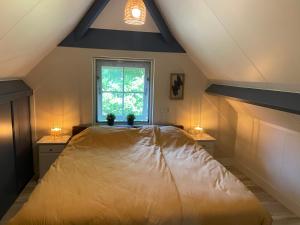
[228,167,300,225]
[0,181,36,225]
[1,167,300,225]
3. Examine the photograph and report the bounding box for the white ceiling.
[1,0,300,92]
[0,0,94,79]
[155,0,300,92]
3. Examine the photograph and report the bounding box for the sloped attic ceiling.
[1,0,300,94]
[0,0,94,79]
[156,0,300,92]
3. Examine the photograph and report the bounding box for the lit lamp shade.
[51,127,62,138]
[194,126,204,133]
[124,0,146,25]
[188,126,204,136]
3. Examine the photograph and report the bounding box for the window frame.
[93,57,153,125]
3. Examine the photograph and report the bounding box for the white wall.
[202,94,237,158]
[25,47,237,166]
[231,100,300,215]
[25,47,208,139]
[24,47,237,176]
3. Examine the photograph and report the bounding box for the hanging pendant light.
[124,0,146,25]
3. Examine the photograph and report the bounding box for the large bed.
[9,126,272,225]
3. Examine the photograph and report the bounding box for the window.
[95,59,152,123]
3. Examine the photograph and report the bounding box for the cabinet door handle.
[49,149,53,152]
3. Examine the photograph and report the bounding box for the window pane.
[101,66,123,92]
[124,93,144,116]
[96,60,151,123]
[102,93,123,116]
[124,67,145,92]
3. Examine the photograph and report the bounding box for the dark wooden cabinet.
[0,103,17,217]
[0,81,33,218]
[12,97,33,192]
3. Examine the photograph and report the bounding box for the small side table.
[191,133,216,156]
[37,135,71,178]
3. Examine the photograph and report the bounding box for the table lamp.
[51,127,62,139]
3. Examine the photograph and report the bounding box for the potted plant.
[127,114,136,126]
[106,113,116,126]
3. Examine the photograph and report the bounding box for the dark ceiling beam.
[60,28,185,53]
[73,0,110,40]
[143,0,174,42]
[61,0,185,52]
[206,84,300,115]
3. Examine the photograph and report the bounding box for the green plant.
[127,114,136,126]
[106,113,116,126]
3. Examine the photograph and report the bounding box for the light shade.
[51,127,62,138]
[124,0,146,25]
[194,126,204,132]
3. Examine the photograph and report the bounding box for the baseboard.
[234,159,300,216]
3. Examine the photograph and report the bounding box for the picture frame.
[170,73,185,100]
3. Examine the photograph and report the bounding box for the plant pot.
[127,120,134,126]
[107,120,115,126]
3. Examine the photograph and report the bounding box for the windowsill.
[96,122,150,126]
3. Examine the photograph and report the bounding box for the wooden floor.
[229,167,300,225]
[0,180,36,225]
[1,167,300,225]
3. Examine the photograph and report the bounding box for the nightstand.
[191,133,216,156]
[37,135,71,178]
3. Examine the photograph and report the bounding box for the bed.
[8,126,272,225]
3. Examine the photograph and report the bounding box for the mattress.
[8,126,272,225]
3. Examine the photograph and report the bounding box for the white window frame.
[93,57,154,124]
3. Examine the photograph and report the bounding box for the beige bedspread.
[9,126,272,225]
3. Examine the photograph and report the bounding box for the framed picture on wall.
[170,73,185,100]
